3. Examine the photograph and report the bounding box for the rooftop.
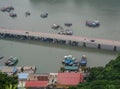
[57,72,83,86]
[25,81,48,87]
[18,73,29,80]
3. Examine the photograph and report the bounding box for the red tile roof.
[57,72,83,86]
[25,81,48,87]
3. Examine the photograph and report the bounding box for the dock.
[0,27,120,51]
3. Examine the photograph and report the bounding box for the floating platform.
[0,28,120,51]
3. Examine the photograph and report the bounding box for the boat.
[9,12,17,17]
[0,6,14,12]
[80,55,87,66]
[86,20,100,27]
[64,23,72,27]
[62,55,76,66]
[58,29,73,35]
[25,11,31,16]
[51,24,60,29]
[40,12,48,18]
[0,33,5,38]
[5,56,18,66]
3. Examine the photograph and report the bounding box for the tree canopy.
[0,72,18,89]
[69,54,120,89]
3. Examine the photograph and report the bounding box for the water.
[0,0,119,73]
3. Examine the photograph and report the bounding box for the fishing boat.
[40,12,48,18]
[51,24,60,29]
[58,29,73,35]
[25,11,31,16]
[62,55,76,66]
[86,20,100,27]
[1,6,14,12]
[9,12,17,17]
[5,56,18,66]
[64,23,72,27]
[80,55,87,66]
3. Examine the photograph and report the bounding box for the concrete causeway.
[0,27,120,51]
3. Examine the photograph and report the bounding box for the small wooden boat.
[51,24,60,29]
[5,56,18,66]
[0,6,14,12]
[25,11,31,16]
[64,23,72,27]
[58,29,73,35]
[9,12,17,17]
[40,12,48,18]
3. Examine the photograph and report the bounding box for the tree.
[0,72,18,89]
[69,55,120,89]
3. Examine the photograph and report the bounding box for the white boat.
[5,56,18,66]
[86,20,100,27]
[51,24,60,29]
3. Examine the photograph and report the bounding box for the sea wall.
[0,28,120,52]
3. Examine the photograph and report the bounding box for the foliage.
[60,67,65,72]
[0,72,18,89]
[69,54,120,89]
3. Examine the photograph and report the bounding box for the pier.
[0,27,120,51]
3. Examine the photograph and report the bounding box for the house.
[48,73,58,85]
[23,66,36,73]
[18,73,29,81]
[57,72,83,88]
[25,81,48,89]
[0,66,17,75]
[27,73,49,81]
[17,81,26,89]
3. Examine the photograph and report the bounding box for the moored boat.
[62,55,76,66]
[9,12,17,17]
[51,24,60,29]
[40,12,48,18]
[5,56,18,66]
[0,6,14,12]
[80,55,87,66]
[58,29,73,35]
[64,23,72,27]
[86,20,100,27]
[25,11,31,16]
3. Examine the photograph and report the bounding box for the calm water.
[0,0,120,73]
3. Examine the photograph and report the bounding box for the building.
[27,73,49,81]
[25,81,48,89]
[57,72,83,88]
[0,66,17,75]
[18,73,29,81]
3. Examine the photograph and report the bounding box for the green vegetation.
[0,72,18,89]
[60,67,65,72]
[69,54,120,89]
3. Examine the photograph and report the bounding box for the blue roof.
[18,73,29,80]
